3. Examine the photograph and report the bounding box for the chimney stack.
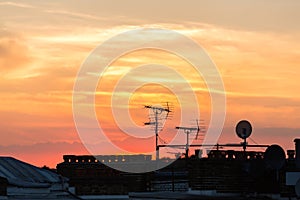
[294,139,300,169]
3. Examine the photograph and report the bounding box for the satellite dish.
[264,144,286,170]
[296,178,300,197]
[236,120,252,139]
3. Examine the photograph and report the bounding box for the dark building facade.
[57,145,300,198]
[57,155,152,195]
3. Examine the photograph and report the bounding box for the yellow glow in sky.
[0,0,300,167]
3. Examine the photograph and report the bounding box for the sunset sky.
[0,0,300,167]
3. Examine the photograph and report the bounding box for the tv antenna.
[175,119,202,159]
[144,102,172,160]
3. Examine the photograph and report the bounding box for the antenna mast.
[144,103,172,160]
[176,120,201,159]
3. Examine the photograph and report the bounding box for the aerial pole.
[176,120,200,159]
[155,109,159,158]
[144,103,172,160]
[185,129,190,159]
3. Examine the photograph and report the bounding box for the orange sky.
[0,0,300,168]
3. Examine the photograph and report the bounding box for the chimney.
[195,149,202,158]
[287,150,295,160]
[294,139,300,169]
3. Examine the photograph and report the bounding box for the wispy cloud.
[0,1,35,8]
[45,9,104,21]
